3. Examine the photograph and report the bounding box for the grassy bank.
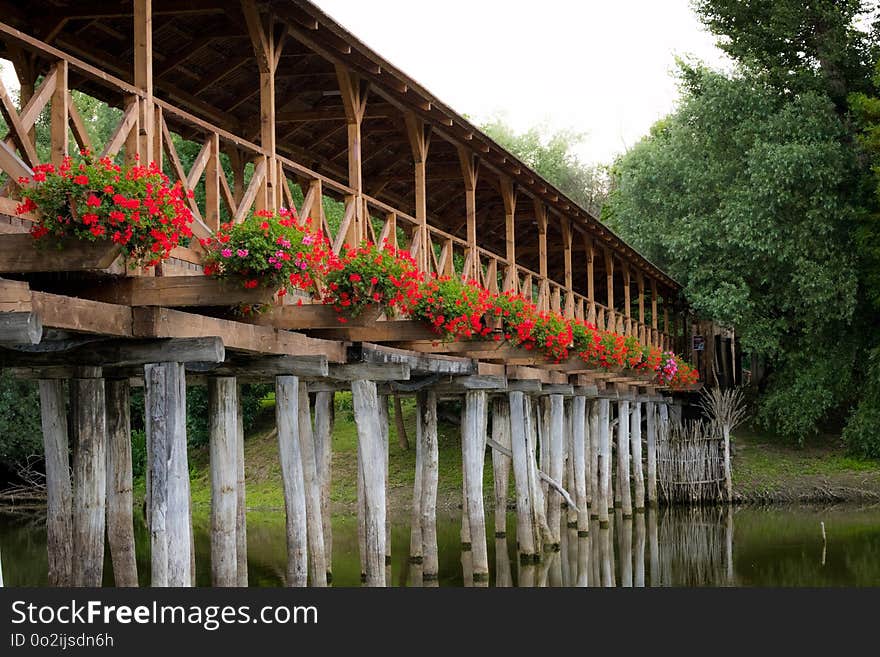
[731,426,880,503]
[140,398,880,515]
[175,394,494,515]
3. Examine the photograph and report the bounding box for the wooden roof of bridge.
[0,0,680,296]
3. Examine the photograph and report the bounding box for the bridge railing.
[0,22,673,349]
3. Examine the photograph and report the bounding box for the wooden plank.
[358,342,475,375]
[0,337,224,368]
[187,355,328,378]
[133,307,347,361]
[33,292,133,336]
[309,320,436,342]
[246,302,381,330]
[0,233,123,273]
[327,363,410,381]
[0,277,32,312]
[81,276,275,307]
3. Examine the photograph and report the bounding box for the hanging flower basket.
[16,153,194,271]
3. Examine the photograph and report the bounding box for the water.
[1,505,879,586]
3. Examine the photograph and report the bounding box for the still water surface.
[1,505,879,586]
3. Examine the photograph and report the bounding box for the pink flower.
[237,249,249,257]
[221,248,232,258]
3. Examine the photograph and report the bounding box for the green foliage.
[842,349,880,457]
[184,384,272,449]
[480,116,609,215]
[607,1,880,445]
[0,373,43,479]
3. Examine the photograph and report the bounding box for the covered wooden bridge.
[0,0,692,586]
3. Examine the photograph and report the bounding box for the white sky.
[313,0,731,165]
[1,0,731,165]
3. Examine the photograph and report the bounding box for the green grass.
[158,392,493,512]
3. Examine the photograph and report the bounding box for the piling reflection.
[5,505,880,586]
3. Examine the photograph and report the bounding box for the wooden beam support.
[404,112,430,271]
[459,145,479,281]
[133,0,154,162]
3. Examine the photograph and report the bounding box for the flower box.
[0,233,122,273]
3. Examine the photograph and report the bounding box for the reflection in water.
[2,505,880,586]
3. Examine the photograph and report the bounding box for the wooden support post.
[535,202,549,311]
[49,60,68,168]
[562,218,574,318]
[491,397,512,539]
[405,113,430,272]
[637,272,646,332]
[648,508,660,586]
[275,376,308,586]
[38,380,72,587]
[634,508,646,587]
[604,248,615,319]
[585,236,595,316]
[509,391,538,561]
[572,395,589,535]
[145,363,190,587]
[379,395,391,584]
[459,146,479,281]
[209,376,238,587]
[623,266,632,335]
[589,400,600,518]
[546,394,564,548]
[409,392,424,568]
[418,391,439,582]
[71,367,106,587]
[462,390,489,583]
[620,515,633,587]
[597,398,611,526]
[133,0,154,162]
[296,382,327,586]
[352,380,387,587]
[631,400,645,511]
[106,379,138,587]
[501,177,517,292]
[314,391,334,583]
[338,66,368,245]
[617,399,632,517]
[235,386,248,586]
[645,401,658,507]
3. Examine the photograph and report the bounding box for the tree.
[480,116,609,216]
[606,1,880,447]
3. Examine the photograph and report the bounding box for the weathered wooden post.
[409,393,425,572]
[70,367,107,587]
[619,513,633,587]
[491,396,512,539]
[546,394,564,549]
[297,382,327,587]
[527,397,551,546]
[599,525,613,587]
[209,377,238,587]
[645,401,658,506]
[564,399,577,529]
[634,509,646,587]
[313,391,334,583]
[589,400,600,518]
[648,508,660,586]
[145,362,191,587]
[235,390,248,587]
[617,398,633,518]
[418,391,439,582]
[509,390,538,562]
[352,379,387,587]
[495,536,512,587]
[379,394,391,584]
[275,376,307,587]
[576,533,590,587]
[597,398,611,527]
[572,395,589,535]
[462,390,489,584]
[631,400,645,511]
[106,379,138,587]
[38,380,72,587]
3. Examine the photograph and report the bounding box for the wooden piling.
[546,394,564,548]
[235,390,248,587]
[596,398,611,526]
[379,394,391,583]
[648,508,660,586]
[418,391,439,581]
[462,390,489,583]
[589,401,600,518]
[71,367,106,587]
[620,513,633,587]
[617,399,633,518]
[297,382,327,586]
[352,379,387,587]
[106,379,138,587]
[526,398,551,546]
[634,510,646,587]
[209,377,238,587]
[572,395,589,535]
[410,393,425,567]
[509,390,538,561]
[599,525,613,587]
[313,391,334,583]
[491,396,512,539]
[631,400,645,511]
[275,376,308,587]
[38,380,72,587]
[564,399,577,528]
[645,401,658,507]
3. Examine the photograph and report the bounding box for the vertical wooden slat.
[50,60,68,167]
